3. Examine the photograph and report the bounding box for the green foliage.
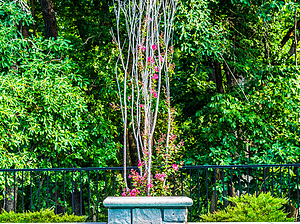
[201,192,294,222]
[0,209,86,223]
[0,0,119,168]
[173,0,300,166]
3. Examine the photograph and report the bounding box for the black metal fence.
[0,164,299,222]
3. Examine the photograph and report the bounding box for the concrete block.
[164,208,187,222]
[108,208,131,224]
[133,208,162,224]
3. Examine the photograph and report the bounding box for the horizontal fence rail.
[0,164,299,222]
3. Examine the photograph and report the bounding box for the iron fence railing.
[0,164,299,222]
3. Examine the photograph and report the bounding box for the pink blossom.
[138,160,142,167]
[159,55,164,62]
[138,45,146,51]
[140,104,144,108]
[155,173,167,181]
[151,74,158,80]
[149,89,154,94]
[172,164,179,171]
[122,188,127,197]
[154,66,159,72]
[152,44,157,51]
[146,15,152,21]
[147,57,154,64]
[147,184,153,188]
[153,92,157,98]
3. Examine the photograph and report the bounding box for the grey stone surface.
[164,208,187,222]
[108,208,131,224]
[163,222,186,224]
[133,208,163,224]
[103,196,193,208]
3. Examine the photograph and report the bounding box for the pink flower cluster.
[138,160,145,168]
[147,183,153,188]
[149,89,158,98]
[172,164,178,171]
[122,188,141,197]
[147,57,154,64]
[145,15,152,22]
[129,169,146,183]
[151,74,158,79]
[159,55,164,62]
[138,44,146,51]
[155,173,167,181]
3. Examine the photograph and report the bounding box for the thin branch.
[219,54,249,102]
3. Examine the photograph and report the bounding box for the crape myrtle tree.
[112,0,184,196]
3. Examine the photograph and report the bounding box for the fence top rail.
[0,166,139,172]
[0,164,299,172]
[182,163,300,169]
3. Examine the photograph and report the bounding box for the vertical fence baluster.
[181,169,183,196]
[22,171,24,212]
[255,168,258,196]
[230,168,233,205]
[38,171,41,212]
[55,171,57,214]
[288,166,291,215]
[173,173,175,196]
[72,171,74,214]
[297,166,299,222]
[197,169,200,221]
[206,168,208,213]
[88,170,90,222]
[189,169,192,222]
[263,167,266,193]
[5,172,7,211]
[80,170,82,216]
[47,171,49,208]
[105,170,107,221]
[113,170,115,196]
[247,168,249,194]
[63,171,66,214]
[222,168,225,209]
[214,168,217,211]
[239,168,241,196]
[96,170,99,222]
[14,171,16,212]
[30,171,32,212]
[280,167,283,198]
[271,167,274,196]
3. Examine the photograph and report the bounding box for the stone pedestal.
[103,196,193,224]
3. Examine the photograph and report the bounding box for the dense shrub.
[0,209,86,223]
[201,192,294,222]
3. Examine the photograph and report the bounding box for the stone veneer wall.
[104,196,193,224]
[108,207,188,224]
